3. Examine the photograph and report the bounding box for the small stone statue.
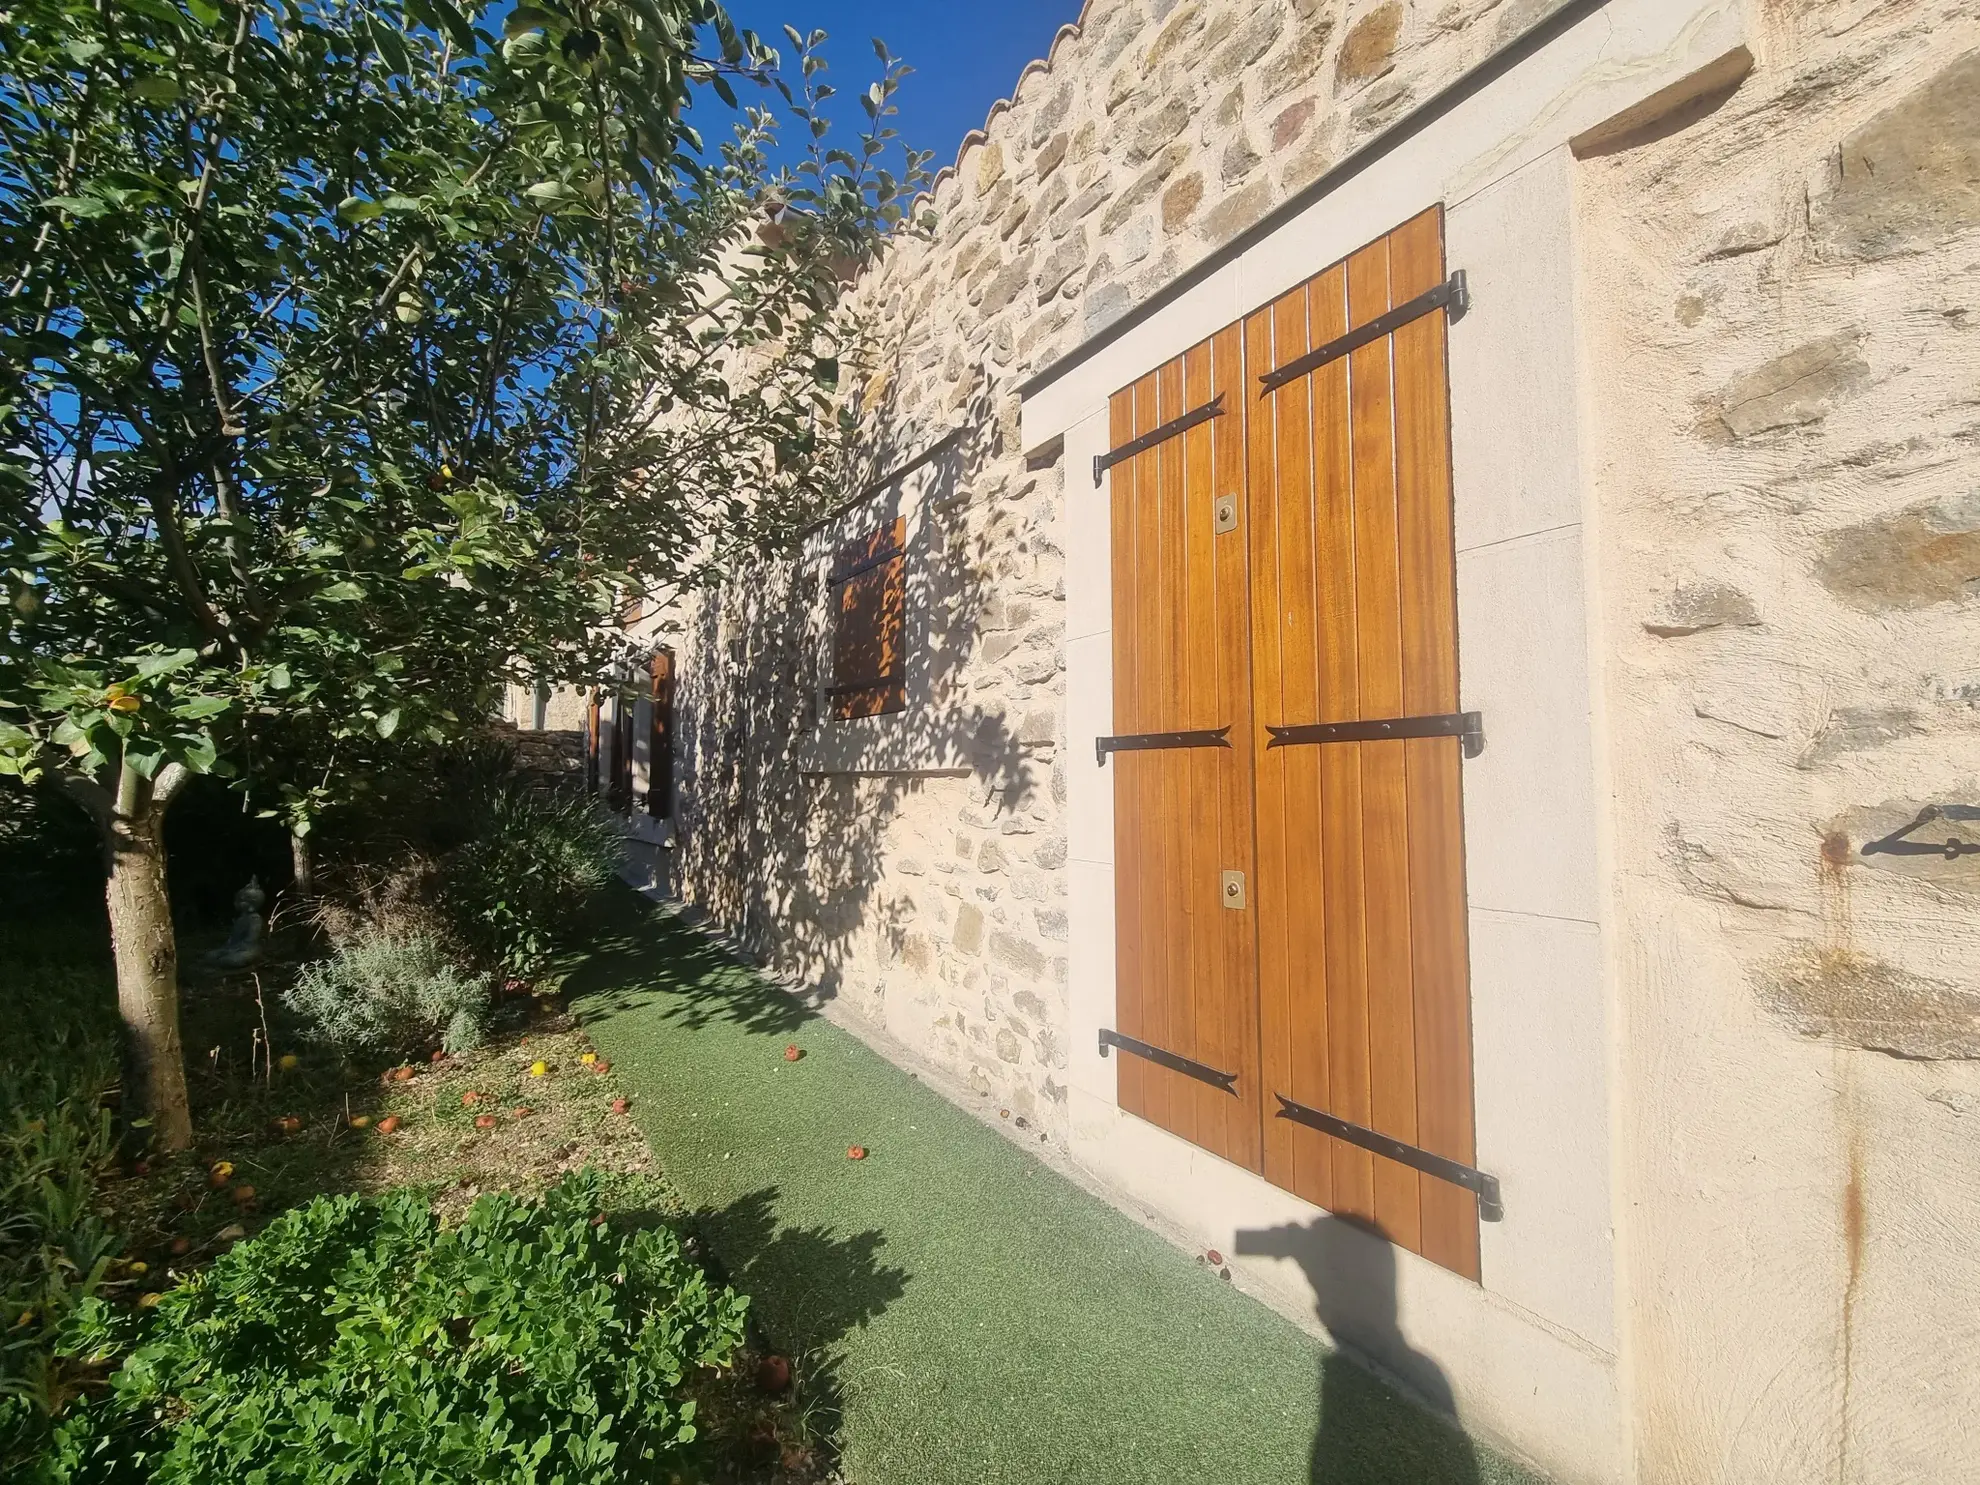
[204,877,268,971]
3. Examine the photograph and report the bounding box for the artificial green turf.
[570,889,1545,1485]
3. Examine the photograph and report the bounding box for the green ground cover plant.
[41,1171,750,1484]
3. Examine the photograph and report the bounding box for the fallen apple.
[207,1161,234,1187]
[580,1051,598,1066]
[393,1065,416,1082]
[529,1060,548,1078]
[274,1115,301,1135]
[231,1184,257,1206]
[216,1223,246,1241]
[461,1091,482,1107]
[783,1045,803,1062]
[168,1237,191,1257]
[512,1106,532,1119]
[1206,1249,1224,1267]
[137,1291,161,1308]
[127,1260,148,1276]
[430,1049,448,1063]
[755,1354,792,1393]
[610,1097,629,1115]
[348,1114,371,1129]
[277,1053,300,1071]
[376,1115,401,1134]
[591,1059,610,1075]
[474,1114,496,1129]
[847,1145,867,1161]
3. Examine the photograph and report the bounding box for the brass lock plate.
[1221,869,1246,909]
[1213,493,1239,534]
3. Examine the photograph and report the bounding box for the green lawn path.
[572,889,1546,1485]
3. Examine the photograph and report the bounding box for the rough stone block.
[1708,329,1869,439]
[1336,2,1403,89]
[1162,171,1206,232]
[953,902,985,955]
[1642,582,1761,637]
[990,929,1049,979]
[1816,492,1980,612]
[1816,50,1980,259]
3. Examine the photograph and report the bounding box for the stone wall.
[662,0,1558,1141]
[1575,5,1980,1480]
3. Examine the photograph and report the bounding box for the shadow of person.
[1235,1216,1482,1485]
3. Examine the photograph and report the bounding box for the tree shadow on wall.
[689,1186,911,1456]
[662,365,1066,1067]
[1234,1215,1483,1485]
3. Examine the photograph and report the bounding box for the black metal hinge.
[1267,711,1484,759]
[1100,1029,1239,1095]
[1095,726,1232,767]
[1093,394,1226,486]
[1274,1094,1503,1221]
[1259,271,1469,394]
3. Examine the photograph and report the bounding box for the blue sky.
[717,1,1086,178]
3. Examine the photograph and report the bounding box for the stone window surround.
[1017,3,1748,1482]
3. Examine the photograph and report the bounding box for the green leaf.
[42,195,110,218]
[504,6,557,36]
[131,76,184,103]
[172,697,231,720]
[132,648,198,678]
[336,197,385,224]
[318,581,366,602]
[185,0,222,25]
[375,708,401,739]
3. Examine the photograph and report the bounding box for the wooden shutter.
[1246,206,1477,1278]
[830,518,907,720]
[647,649,675,818]
[1106,324,1263,1174]
[1100,206,1479,1280]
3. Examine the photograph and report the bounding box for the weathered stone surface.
[974,141,1005,194]
[1642,581,1761,637]
[1756,946,1980,1059]
[1142,1,1203,70]
[1221,136,1261,184]
[1210,3,1281,75]
[1336,2,1403,88]
[953,903,984,955]
[1035,908,1069,941]
[1798,706,1921,769]
[991,929,1048,979]
[1033,131,1070,183]
[1036,233,1087,303]
[1709,330,1869,438]
[1272,98,1317,150]
[1129,96,1194,164]
[1817,493,1980,612]
[1816,50,1980,259]
[1200,177,1271,244]
[1162,171,1205,231]
[1099,143,1190,233]
[1259,16,1335,102]
[976,252,1036,315]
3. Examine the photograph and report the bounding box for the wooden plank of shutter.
[648,650,674,817]
[1391,206,1480,1281]
[1347,229,1423,1255]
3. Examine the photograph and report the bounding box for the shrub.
[40,1173,749,1485]
[445,782,623,975]
[283,928,492,1058]
[0,925,124,1472]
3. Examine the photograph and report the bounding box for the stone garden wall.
[661,0,1543,1141]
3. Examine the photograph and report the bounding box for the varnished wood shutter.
[1106,326,1263,1175]
[1246,206,1478,1279]
[829,518,907,720]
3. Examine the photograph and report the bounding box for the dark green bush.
[0,924,124,1473]
[40,1172,748,1484]
[445,782,623,975]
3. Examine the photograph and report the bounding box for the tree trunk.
[290,830,313,895]
[84,765,196,1153]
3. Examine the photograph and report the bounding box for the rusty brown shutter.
[1106,324,1263,1174]
[830,518,907,720]
[1101,206,1479,1279]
